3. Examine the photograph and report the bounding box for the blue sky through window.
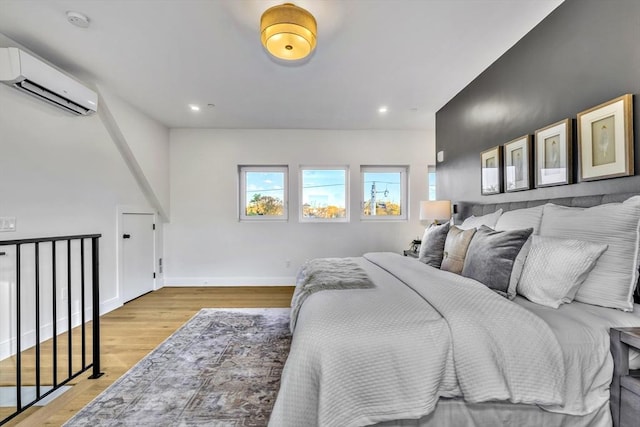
[245,171,284,201]
[301,169,346,208]
[428,169,436,200]
[245,169,409,210]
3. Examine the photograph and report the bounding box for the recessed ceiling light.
[378,106,388,114]
[189,104,201,112]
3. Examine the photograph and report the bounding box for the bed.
[269,192,640,427]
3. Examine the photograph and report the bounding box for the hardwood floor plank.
[1,286,294,426]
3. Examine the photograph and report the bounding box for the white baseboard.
[100,296,122,315]
[163,276,295,286]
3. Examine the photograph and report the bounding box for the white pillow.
[495,205,544,235]
[518,236,608,309]
[539,196,640,311]
[459,209,503,230]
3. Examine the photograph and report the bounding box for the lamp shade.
[419,200,452,222]
[260,3,317,61]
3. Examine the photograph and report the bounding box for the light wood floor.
[1,286,294,426]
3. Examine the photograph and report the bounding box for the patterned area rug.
[64,308,291,426]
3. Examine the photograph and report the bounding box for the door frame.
[116,205,157,306]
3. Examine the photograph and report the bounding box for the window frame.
[239,165,288,222]
[299,165,350,223]
[360,165,409,221]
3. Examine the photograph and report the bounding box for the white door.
[122,213,155,303]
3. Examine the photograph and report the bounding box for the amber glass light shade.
[260,3,317,61]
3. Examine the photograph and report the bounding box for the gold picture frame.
[481,146,502,195]
[503,135,531,192]
[534,119,572,187]
[577,94,634,181]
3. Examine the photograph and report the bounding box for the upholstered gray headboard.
[455,192,640,303]
[456,192,639,223]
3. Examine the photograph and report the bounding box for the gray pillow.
[418,222,450,268]
[441,226,476,274]
[461,225,533,297]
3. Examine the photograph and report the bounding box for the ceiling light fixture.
[378,106,388,114]
[189,104,200,112]
[260,3,317,61]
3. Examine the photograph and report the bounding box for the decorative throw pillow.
[440,226,476,274]
[418,222,450,268]
[517,236,608,309]
[459,209,503,230]
[461,226,533,297]
[539,196,640,311]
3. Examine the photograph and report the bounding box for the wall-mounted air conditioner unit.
[0,47,97,116]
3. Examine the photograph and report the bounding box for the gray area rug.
[64,308,291,426]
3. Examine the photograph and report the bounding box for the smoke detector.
[66,11,90,28]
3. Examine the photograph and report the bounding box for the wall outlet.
[0,217,16,232]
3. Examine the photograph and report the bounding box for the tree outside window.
[239,166,288,221]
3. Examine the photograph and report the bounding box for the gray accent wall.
[436,0,640,207]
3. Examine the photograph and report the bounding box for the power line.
[246,188,283,194]
[363,180,398,185]
[303,183,345,189]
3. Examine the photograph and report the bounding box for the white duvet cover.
[269,253,607,427]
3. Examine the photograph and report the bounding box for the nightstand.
[403,250,419,258]
[610,327,640,427]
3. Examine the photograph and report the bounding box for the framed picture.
[503,135,531,192]
[480,146,502,195]
[577,94,634,181]
[534,119,572,187]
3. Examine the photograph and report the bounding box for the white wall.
[98,87,171,221]
[165,128,435,285]
[0,33,170,359]
[0,83,152,358]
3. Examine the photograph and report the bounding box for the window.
[239,166,288,221]
[428,165,436,201]
[300,167,349,222]
[361,166,408,220]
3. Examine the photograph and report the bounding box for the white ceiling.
[0,0,563,130]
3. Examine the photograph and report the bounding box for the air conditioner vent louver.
[0,47,97,116]
[16,80,91,115]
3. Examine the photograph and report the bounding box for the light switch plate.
[0,217,16,232]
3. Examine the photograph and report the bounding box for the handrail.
[0,233,101,246]
[0,234,102,425]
